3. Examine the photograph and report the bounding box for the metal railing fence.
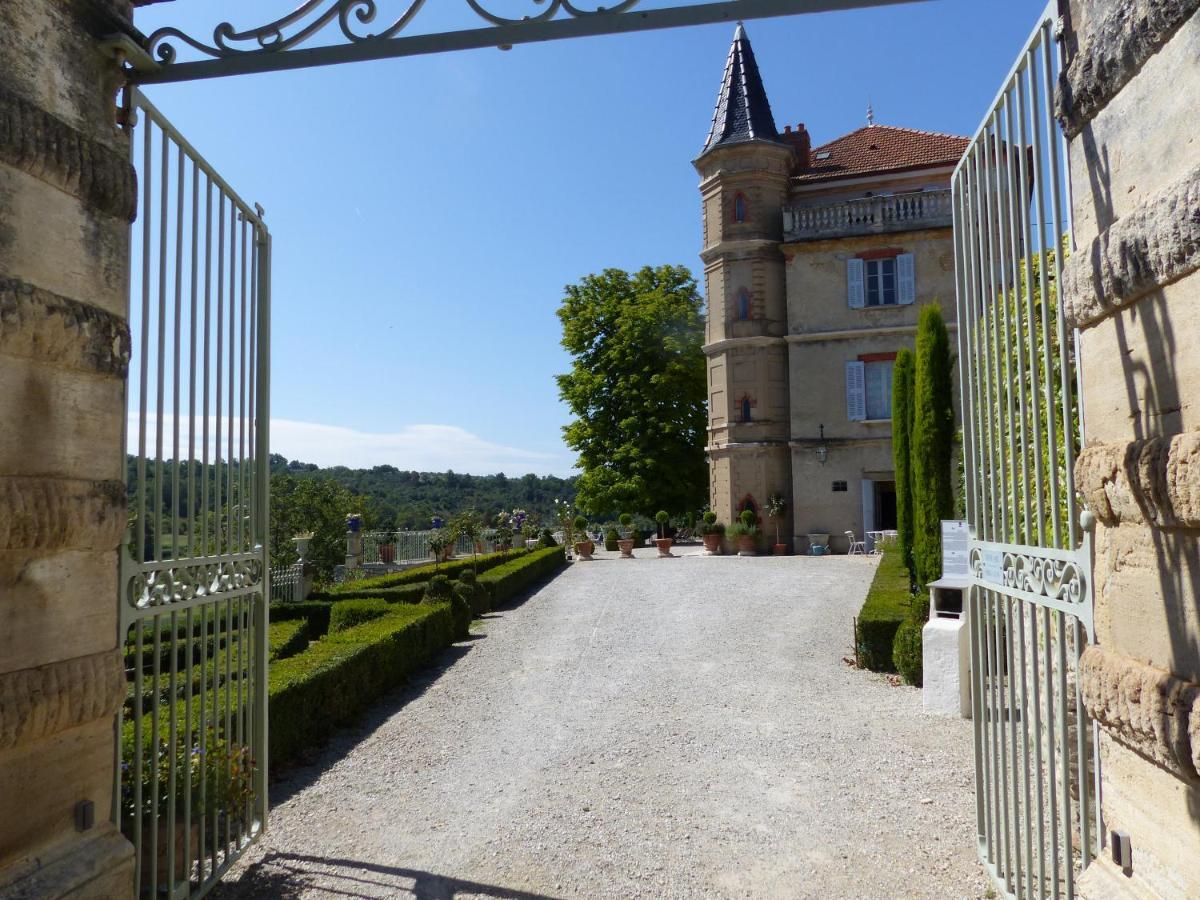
[117,87,270,899]
[951,6,1098,899]
[360,528,543,566]
[269,562,304,603]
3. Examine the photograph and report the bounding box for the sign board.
[981,549,1004,586]
[941,520,969,577]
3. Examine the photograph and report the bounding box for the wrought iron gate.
[116,87,271,899]
[951,5,1100,898]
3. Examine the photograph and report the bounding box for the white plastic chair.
[845,530,866,555]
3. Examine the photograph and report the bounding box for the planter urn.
[655,537,674,558]
[702,533,722,555]
[574,540,595,561]
[737,536,757,556]
[617,539,635,558]
[379,544,396,564]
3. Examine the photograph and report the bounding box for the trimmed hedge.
[855,545,916,672]
[268,619,310,661]
[269,603,455,768]
[893,620,923,686]
[316,548,529,597]
[270,600,333,638]
[328,598,392,634]
[479,545,567,608]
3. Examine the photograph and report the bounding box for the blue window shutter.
[845,361,866,421]
[898,253,916,305]
[847,258,865,308]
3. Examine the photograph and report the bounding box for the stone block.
[922,617,970,718]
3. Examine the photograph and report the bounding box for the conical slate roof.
[701,24,781,154]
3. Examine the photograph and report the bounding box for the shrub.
[631,528,648,549]
[270,600,334,639]
[478,546,567,609]
[573,515,588,533]
[316,549,527,597]
[739,508,756,527]
[538,528,557,548]
[911,304,955,588]
[269,619,310,661]
[454,569,491,617]
[892,347,916,576]
[893,620,923,686]
[605,527,619,551]
[855,545,914,672]
[328,598,391,634]
[424,574,470,637]
[321,583,427,606]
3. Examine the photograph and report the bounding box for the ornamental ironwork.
[970,543,1086,606]
[127,554,266,609]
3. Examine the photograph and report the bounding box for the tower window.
[736,289,751,321]
[740,394,754,422]
[732,193,747,223]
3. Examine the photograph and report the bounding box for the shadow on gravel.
[216,850,561,900]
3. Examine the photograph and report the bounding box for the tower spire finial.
[700,23,782,154]
[867,99,875,127]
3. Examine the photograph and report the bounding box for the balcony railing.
[783,189,953,240]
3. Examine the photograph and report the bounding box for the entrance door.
[116,88,271,899]
[951,4,1098,898]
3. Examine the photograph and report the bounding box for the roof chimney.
[790,123,811,169]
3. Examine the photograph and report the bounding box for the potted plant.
[729,509,760,556]
[617,513,635,558]
[700,511,724,555]
[765,493,788,556]
[573,515,594,560]
[377,532,396,564]
[492,511,514,551]
[654,510,674,557]
[428,526,453,566]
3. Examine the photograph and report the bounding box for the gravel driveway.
[216,549,989,899]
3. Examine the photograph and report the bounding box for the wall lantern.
[815,424,828,464]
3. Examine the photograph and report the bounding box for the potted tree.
[765,493,788,556]
[654,510,674,557]
[617,513,635,558]
[573,515,594,560]
[727,508,760,556]
[700,511,724,555]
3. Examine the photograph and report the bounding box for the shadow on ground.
[216,851,560,900]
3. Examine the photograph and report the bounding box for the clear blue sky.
[133,0,1049,476]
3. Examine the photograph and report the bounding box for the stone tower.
[694,24,795,543]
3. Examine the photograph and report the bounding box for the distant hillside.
[268,454,578,530]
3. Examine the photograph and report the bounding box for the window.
[736,289,751,320]
[732,193,747,223]
[832,481,848,492]
[741,395,753,422]
[865,258,897,306]
[847,254,915,308]
[865,359,894,419]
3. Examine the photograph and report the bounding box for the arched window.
[737,289,751,321]
[738,495,759,522]
[741,395,753,422]
[732,193,747,223]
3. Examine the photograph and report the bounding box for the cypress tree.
[891,348,916,577]
[911,305,955,588]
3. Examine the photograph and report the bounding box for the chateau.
[696,25,967,552]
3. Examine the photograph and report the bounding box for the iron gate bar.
[125,0,930,84]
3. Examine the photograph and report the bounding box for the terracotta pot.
[772,543,788,556]
[737,535,757,556]
[702,533,722,554]
[617,539,635,558]
[379,544,395,564]
[655,537,674,557]
[139,819,201,889]
[574,540,594,561]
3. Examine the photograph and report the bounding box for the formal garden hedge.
[855,544,918,672]
[314,548,529,598]
[268,619,310,661]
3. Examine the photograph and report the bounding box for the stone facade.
[1059,1,1200,897]
[0,0,137,896]
[696,27,965,552]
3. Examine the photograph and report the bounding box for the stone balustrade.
[783,189,953,240]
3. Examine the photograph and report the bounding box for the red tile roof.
[792,124,968,183]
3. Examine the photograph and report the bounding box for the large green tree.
[911,304,956,587]
[270,474,370,581]
[556,265,707,517]
[891,347,916,577]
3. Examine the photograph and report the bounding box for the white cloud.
[129,414,572,476]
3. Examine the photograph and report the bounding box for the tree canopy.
[555,265,707,517]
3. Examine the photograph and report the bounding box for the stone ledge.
[0,277,130,377]
[1058,0,1200,139]
[0,825,133,900]
[1079,644,1200,782]
[0,476,126,551]
[1062,162,1200,330]
[0,648,125,751]
[1075,431,1200,528]
[0,85,136,223]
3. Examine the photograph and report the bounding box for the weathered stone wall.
[0,0,136,896]
[1061,1,1200,896]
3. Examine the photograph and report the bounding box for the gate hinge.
[99,33,159,74]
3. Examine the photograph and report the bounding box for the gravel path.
[217,549,989,899]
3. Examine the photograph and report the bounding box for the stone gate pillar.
[1059,1,1200,897]
[0,0,137,896]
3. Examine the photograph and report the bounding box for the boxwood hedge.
[855,545,917,672]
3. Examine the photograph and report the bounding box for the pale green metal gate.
[951,5,1100,898]
[116,87,271,899]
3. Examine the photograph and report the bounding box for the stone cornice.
[703,335,786,355]
[0,477,127,551]
[1062,162,1200,330]
[0,86,136,223]
[785,322,957,344]
[0,277,130,377]
[706,440,789,453]
[699,239,784,265]
[0,648,126,751]
[1080,644,1200,783]
[1075,430,1200,529]
[1057,0,1200,139]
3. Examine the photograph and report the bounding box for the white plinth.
[923,617,971,718]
